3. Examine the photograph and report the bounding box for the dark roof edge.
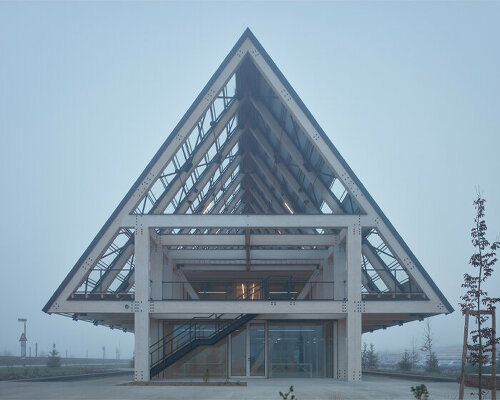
[244,29,454,314]
[43,29,253,313]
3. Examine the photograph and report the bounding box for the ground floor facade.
[154,320,336,380]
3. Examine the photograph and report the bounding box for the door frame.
[228,320,268,378]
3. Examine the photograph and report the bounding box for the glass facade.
[249,323,266,376]
[159,320,334,379]
[230,327,246,376]
[268,322,332,378]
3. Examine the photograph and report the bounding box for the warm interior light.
[202,201,213,214]
[284,202,294,214]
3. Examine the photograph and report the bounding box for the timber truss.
[43,29,453,334]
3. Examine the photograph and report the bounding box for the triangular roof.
[43,28,453,318]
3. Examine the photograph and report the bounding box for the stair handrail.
[150,313,231,367]
[149,313,218,350]
[150,313,249,370]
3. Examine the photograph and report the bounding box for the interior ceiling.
[183,270,314,281]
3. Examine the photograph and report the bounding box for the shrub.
[279,385,298,400]
[398,350,412,371]
[411,384,429,400]
[46,344,61,368]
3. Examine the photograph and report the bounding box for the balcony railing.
[160,278,338,301]
[69,270,426,301]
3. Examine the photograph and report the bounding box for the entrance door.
[229,322,267,377]
[249,323,265,376]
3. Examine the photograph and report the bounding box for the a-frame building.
[44,29,453,382]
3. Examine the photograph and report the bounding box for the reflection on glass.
[231,327,246,376]
[250,324,265,376]
[269,322,332,378]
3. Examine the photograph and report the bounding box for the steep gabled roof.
[44,28,453,315]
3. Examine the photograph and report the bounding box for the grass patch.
[0,364,129,381]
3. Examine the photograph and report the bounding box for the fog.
[1,2,499,359]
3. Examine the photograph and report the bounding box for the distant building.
[43,29,453,382]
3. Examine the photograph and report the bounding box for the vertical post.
[333,244,346,301]
[346,224,362,381]
[459,309,470,400]
[134,226,151,382]
[337,318,347,379]
[332,320,338,378]
[150,240,163,300]
[492,308,496,400]
[163,258,173,300]
[323,247,334,300]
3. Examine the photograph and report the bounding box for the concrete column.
[337,318,347,379]
[323,248,334,300]
[150,241,163,301]
[333,244,347,301]
[163,259,173,300]
[346,224,362,381]
[332,320,338,378]
[134,227,151,382]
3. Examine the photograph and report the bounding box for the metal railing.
[362,268,425,299]
[149,313,253,376]
[160,277,337,301]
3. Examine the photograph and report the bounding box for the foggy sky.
[0,1,499,358]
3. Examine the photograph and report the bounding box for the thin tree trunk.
[477,215,483,400]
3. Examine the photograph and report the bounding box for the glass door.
[229,322,267,378]
[230,327,246,376]
[249,323,265,376]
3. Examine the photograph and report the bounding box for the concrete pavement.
[0,374,498,399]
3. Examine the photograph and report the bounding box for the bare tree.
[362,342,368,369]
[421,320,439,373]
[459,194,499,399]
[410,336,420,370]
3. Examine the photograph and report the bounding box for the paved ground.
[0,374,498,399]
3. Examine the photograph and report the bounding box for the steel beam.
[167,248,328,260]
[249,152,305,214]
[250,127,318,213]
[250,97,344,213]
[174,144,242,215]
[121,214,375,229]
[362,243,404,293]
[248,173,286,214]
[152,100,241,213]
[159,233,338,247]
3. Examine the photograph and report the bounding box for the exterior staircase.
[150,313,256,378]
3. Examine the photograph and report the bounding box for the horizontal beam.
[160,234,339,246]
[167,249,328,260]
[179,264,317,271]
[151,300,346,314]
[121,214,375,229]
[55,298,441,315]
